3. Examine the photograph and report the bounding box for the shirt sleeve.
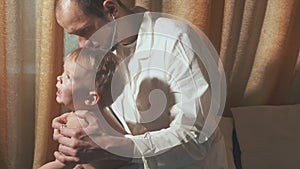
[124,31,212,159]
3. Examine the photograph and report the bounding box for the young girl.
[39,48,130,169]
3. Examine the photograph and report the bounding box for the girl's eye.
[61,73,70,80]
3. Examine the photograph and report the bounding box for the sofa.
[219,104,300,169]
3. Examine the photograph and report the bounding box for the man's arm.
[39,159,83,169]
[52,110,136,164]
[39,160,65,169]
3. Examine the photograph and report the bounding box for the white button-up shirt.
[111,12,228,169]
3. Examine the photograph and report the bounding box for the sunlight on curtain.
[220,0,300,111]
[0,0,64,169]
[243,0,300,104]
[137,0,300,116]
[161,0,224,52]
[33,1,64,168]
[0,0,36,168]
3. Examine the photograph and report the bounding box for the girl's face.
[56,57,98,110]
[56,60,76,110]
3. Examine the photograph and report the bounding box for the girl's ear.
[84,91,101,106]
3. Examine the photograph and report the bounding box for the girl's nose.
[57,75,62,82]
[56,76,62,88]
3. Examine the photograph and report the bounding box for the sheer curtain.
[0,0,36,168]
[0,0,63,168]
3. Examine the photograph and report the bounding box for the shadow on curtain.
[138,0,300,116]
[33,1,64,169]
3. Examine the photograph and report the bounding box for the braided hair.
[66,47,119,106]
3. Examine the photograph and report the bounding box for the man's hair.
[54,0,105,18]
[54,0,131,18]
[66,47,118,105]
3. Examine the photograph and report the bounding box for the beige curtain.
[220,0,300,114]
[0,1,9,168]
[0,0,63,169]
[137,0,300,116]
[0,0,36,168]
[33,1,64,169]
[0,0,299,169]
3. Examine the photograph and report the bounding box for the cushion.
[232,105,300,169]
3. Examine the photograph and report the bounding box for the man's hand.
[52,112,71,141]
[52,110,135,164]
[52,110,104,164]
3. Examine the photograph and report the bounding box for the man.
[52,0,228,168]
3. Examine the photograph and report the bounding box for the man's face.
[56,0,107,47]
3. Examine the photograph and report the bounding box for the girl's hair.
[66,47,118,105]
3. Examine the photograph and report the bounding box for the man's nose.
[76,35,102,48]
[76,35,89,47]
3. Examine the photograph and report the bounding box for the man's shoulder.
[153,15,191,35]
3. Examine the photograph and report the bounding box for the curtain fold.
[221,0,269,114]
[2,1,20,167]
[161,0,224,51]
[286,50,300,103]
[0,0,36,168]
[0,0,9,168]
[136,0,300,116]
[242,0,300,105]
[33,1,64,169]
[136,0,162,12]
